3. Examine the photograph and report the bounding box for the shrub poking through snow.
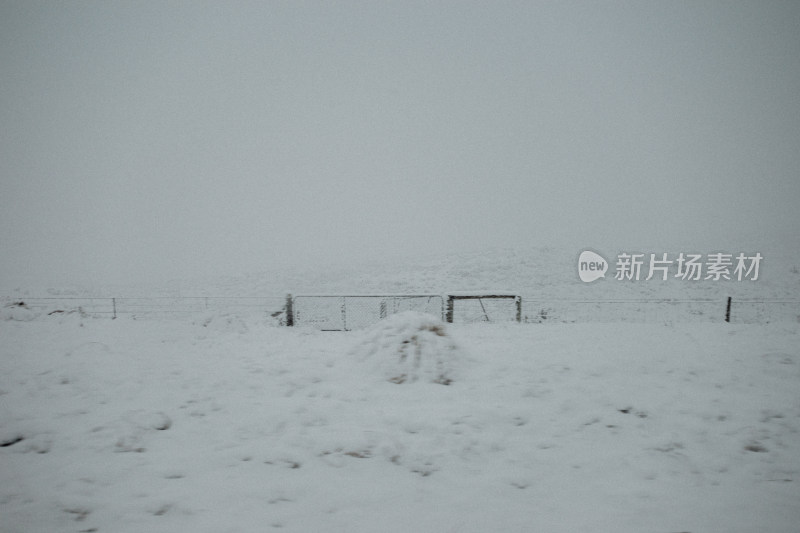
[352,311,460,385]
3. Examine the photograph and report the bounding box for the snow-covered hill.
[5,245,799,298]
[178,245,800,301]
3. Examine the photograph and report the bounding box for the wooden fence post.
[285,294,294,326]
[445,296,454,323]
[725,297,732,323]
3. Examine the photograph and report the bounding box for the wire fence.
[520,298,800,324]
[1,296,286,320]
[291,294,445,330]
[2,295,799,325]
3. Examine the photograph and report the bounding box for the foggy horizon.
[2,1,799,288]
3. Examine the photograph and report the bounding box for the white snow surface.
[2,311,799,532]
[2,247,800,532]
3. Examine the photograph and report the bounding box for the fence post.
[515,296,522,323]
[112,298,117,319]
[725,297,732,323]
[285,294,294,326]
[445,296,454,323]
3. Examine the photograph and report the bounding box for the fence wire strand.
[3,296,798,325]
[292,295,444,330]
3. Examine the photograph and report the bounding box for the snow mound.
[351,311,461,385]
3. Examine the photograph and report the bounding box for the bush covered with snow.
[350,311,461,385]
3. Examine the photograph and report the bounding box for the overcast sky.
[1,1,799,287]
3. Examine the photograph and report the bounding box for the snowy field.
[2,307,799,532]
[4,1,799,529]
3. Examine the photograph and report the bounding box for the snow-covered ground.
[2,247,799,532]
[2,310,799,532]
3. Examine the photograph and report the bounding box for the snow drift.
[350,311,462,385]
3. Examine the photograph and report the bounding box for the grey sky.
[2,1,799,287]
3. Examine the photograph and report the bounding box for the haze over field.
[2,1,799,288]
